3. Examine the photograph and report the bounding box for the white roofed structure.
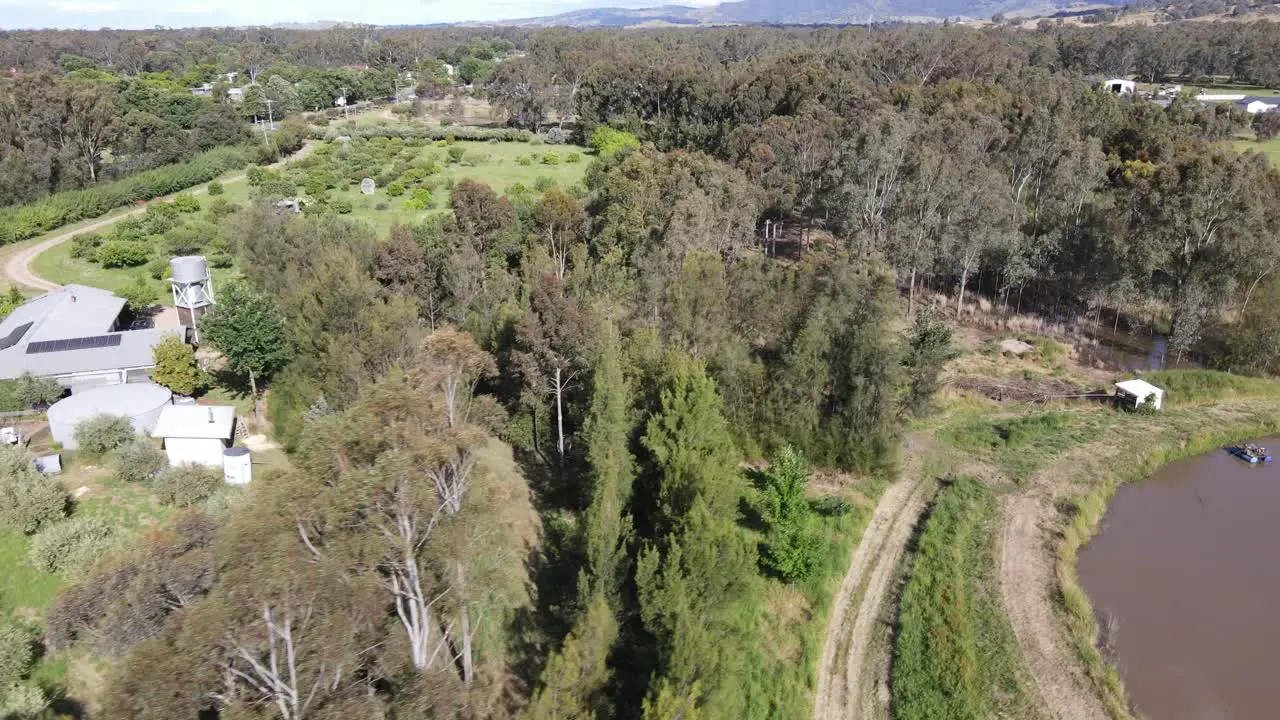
[1115,379,1164,410]
[152,404,237,467]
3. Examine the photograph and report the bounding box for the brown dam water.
[1078,440,1280,720]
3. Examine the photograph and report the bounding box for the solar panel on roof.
[25,334,122,355]
[0,322,33,351]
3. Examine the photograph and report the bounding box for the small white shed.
[1105,78,1136,95]
[1115,379,1164,411]
[151,405,236,467]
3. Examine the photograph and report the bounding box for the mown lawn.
[30,240,241,301]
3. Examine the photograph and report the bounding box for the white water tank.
[170,256,210,285]
[169,256,215,338]
[48,384,172,449]
[223,446,252,486]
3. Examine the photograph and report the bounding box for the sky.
[0,0,720,29]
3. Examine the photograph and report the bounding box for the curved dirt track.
[999,492,1108,720]
[5,142,315,292]
[813,459,929,720]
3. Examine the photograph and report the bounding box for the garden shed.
[47,383,172,449]
[150,404,236,467]
[1115,379,1164,411]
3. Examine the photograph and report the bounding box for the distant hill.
[501,0,1127,26]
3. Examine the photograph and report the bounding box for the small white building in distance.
[1115,379,1164,411]
[1105,78,1136,95]
[1236,96,1280,114]
[151,404,236,467]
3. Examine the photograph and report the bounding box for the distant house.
[190,82,213,97]
[151,404,236,467]
[1105,78,1136,95]
[0,285,187,392]
[226,87,244,102]
[1236,96,1280,114]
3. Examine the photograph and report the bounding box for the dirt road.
[813,455,930,720]
[999,493,1109,720]
[5,142,314,292]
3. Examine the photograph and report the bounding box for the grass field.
[287,139,591,236]
[892,475,1041,720]
[1234,135,1280,166]
[30,240,240,301]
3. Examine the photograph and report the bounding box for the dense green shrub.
[0,446,66,534]
[27,515,115,577]
[0,681,47,718]
[153,465,223,508]
[74,414,135,457]
[206,181,224,196]
[447,146,467,164]
[0,146,247,244]
[404,188,434,210]
[0,622,33,688]
[534,176,558,192]
[114,438,167,484]
[333,199,354,214]
[566,152,582,163]
[542,151,561,165]
[386,182,405,197]
[95,241,152,268]
[171,194,200,213]
[12,373,62,409]
[70,232,104,260]
[589,126,641,155]
[518,156,533,167]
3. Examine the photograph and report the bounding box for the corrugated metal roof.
[151,405,236,439]
[0,285,186,380]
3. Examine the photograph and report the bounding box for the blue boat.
[1228,445,1273,464]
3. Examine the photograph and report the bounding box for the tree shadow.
[202,368,252,403]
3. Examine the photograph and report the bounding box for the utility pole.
[265,98,275,131]
[340,85,350,119]
[259,118,270,145]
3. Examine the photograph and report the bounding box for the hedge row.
[0,146,249,245]
[323,125,534,143]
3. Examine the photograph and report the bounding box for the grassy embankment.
[892,475,1041,720]
[908,334,1280,719]
[1052,371,1280,718]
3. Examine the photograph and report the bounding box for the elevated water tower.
[169,256,215,341]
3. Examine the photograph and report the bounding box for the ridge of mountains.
[494,0,1124,26]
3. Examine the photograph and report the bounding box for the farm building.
[1115,379,1164,411]
[1236,96,1280,114]
[150,404,236,467]
[1105,78,1136,95]
[47,383,173,449]
[0,284,187,391]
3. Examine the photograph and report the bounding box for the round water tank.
[48,383,172,450]
[223,446,252,486]
[170,256,209,285]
